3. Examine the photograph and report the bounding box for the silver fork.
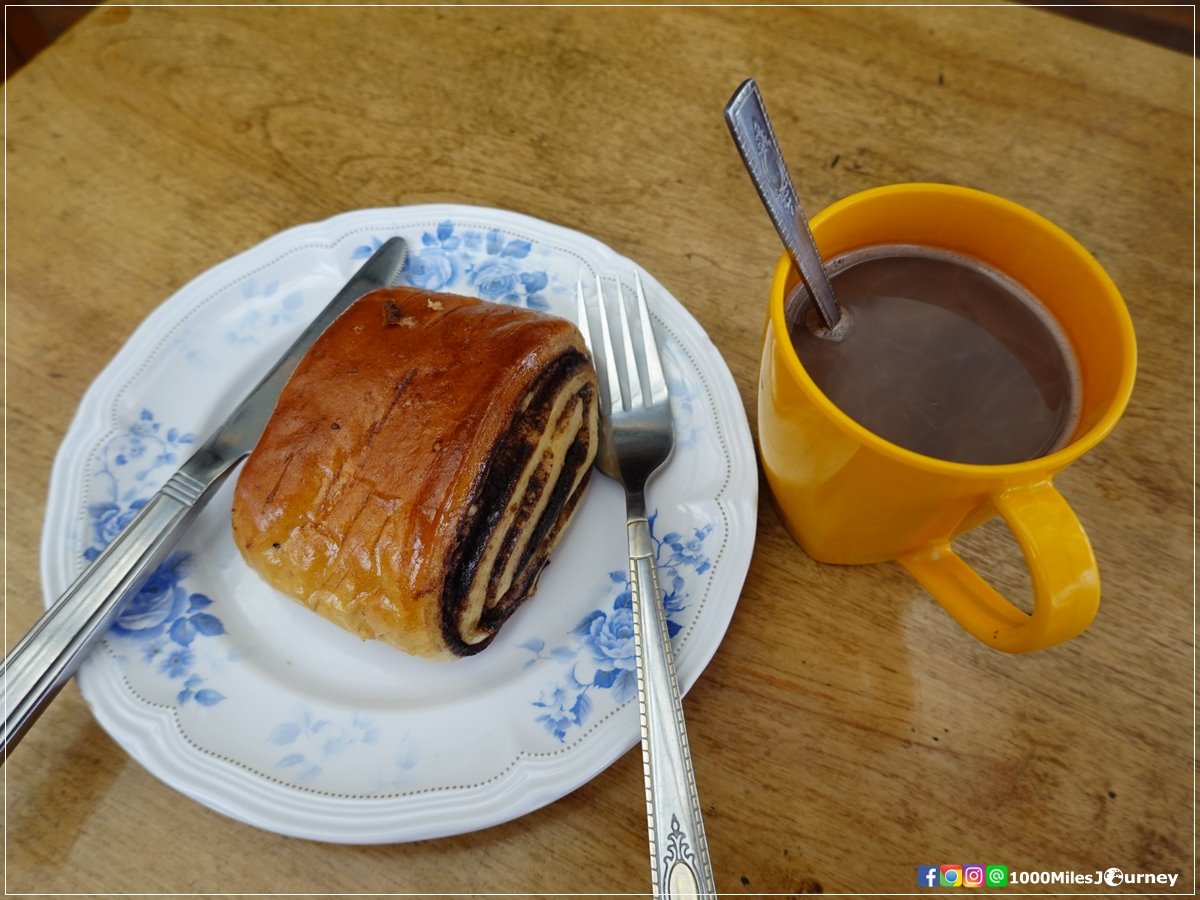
[576,272,716,899]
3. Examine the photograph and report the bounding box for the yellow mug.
[759,183,1136,652]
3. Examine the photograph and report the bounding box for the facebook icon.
[917,866,940,888]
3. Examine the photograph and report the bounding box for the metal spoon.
[724,78,847,336]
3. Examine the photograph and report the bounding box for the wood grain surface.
[4,4,1192,895]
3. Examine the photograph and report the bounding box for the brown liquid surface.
[787,245,1081,465]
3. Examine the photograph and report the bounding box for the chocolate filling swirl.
[441,351,597,656]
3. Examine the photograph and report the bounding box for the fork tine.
[575,273,594,358]
[614,280,644,409]
[634,271,669,405]
[593,274,624,414]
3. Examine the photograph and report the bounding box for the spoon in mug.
[724,78,848,338]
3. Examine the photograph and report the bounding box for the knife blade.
[1,237,408,758]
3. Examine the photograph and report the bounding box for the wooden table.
[5,5,1191,894]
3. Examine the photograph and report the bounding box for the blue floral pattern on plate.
[354,221,552,310]
[86,409,227,705]
[265,707,421,786]
[84,409,194,561]
[523,513,713,742]
[224,278,305,347]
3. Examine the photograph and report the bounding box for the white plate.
[40,205,757,843]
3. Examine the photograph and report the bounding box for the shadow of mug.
[758,183,1136,652]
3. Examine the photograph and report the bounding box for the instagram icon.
[963,865,985,888]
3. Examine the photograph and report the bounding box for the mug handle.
[898,481,1099,653]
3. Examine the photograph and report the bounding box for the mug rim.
[768,182,1138,477]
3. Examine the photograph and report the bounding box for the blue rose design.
[407,248,455,290]
[471,259,521,302]
[525,509,713,742]
[85,498,148,558]
[570,606,639,705]
[86,411,228,704]
[110,552,191,638]
[580,607,636,672]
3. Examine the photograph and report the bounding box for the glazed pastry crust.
[231,286,599,659]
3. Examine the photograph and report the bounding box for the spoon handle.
[724,78,842,330]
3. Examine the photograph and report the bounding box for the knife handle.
[1,461,234,759]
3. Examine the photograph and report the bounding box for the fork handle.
[627,517,717,899]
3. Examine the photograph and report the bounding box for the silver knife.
[1,237,408,758]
